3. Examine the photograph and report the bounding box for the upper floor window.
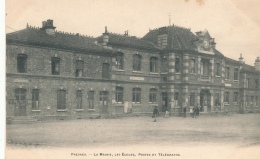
[201,59,210,75]
[51,57,60,75]
[17,54,27,73]
[246,78,249,88]
[132,88,141,103]
[115,53,124,70]
[102,63,110,79]
[149,88,157,103]
[225,67,230,79]
[224,92,229,104]
[32,89,39,110]
[76,90,83,109]
[175,58,180,73]
[216,63,221,76]
[133,54,142,71]
[234,68,239,81]
[255,79,259,89]
[150,57,158,73]
[161,57,168,73]
[115,87,123,103]
[76,60,84,77]
[190,59,195,74]
[233,92,238,103]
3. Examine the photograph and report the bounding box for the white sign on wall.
[130,76,144,81]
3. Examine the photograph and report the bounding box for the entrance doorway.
[100,91,108,113]
[200,90,211,112]
[161,92,168,112]
[14,88,27,116]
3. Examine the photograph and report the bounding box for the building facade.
[6,20,260,119]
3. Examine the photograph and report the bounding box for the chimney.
[157,27,168,49]
[210,38,216,49]
[124,30,128,36]
[239,53,244,63]
[254,56,260,71]
[41,19,56,35]
[102,26,109,46]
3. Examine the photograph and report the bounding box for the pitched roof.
[6,26,113,55]
[97,33,158,51]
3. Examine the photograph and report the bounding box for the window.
[190,59,195,74]
[52,57,60,75]
[251,96,254,105]
[32,89,39,110]
[224,92,229,104]
[102,63,110,79]
[225,67,230,79]
[149,88,157,103]
[88,91,94,109]
[189,93,195,106]
[133,54,142,71]
[234,68,239,81]
[150,57,158,73]
[162,76,167,82]
[255,79,259,89]
[17,54,27,73]
[216,63,221,76]
[201,59,210,75]
[76,90,82,109]
[233,92,238,103]
[175,58,180,73]
[116,53,124,70]
[161,57,168,73]
[246,78,249,88]
[215,93,220,106]
[132,88,141,103]
[174,92,179,106]
[115,87,123,103]
[57,90,66,109]
[75,60,84,77]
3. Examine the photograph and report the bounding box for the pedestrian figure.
[165,110,169,118]
[183,103,187,117]
[153,106,159,122]
[196,104,200,116]
[192,106,196,118]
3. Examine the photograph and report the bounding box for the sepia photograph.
[4,0,260,159]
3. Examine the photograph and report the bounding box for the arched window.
[76,60,84,77]
[76,90,83,109]
[52,57,60,75]
[133,54,142,71]
[32,89,39,110]
[149,88,157,103]
[150,57,158,73]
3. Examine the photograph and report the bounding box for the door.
[102,63,110,79]
[162,92,168,112]
[15,88,27,116]
[200,92,204,112]
[100,91,108,113]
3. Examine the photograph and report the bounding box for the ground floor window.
[233,92,238,104]
[115,87,123,103]
[57,90,66,109]
[76,90,82,109]
[132,88,141,103]
[149,88,157,103]
[215,93,220,106]
[246,95,249,107]
[189,93,195,106]
[88,91,94,109]
[256,96,258,107]
[224,92,229,104]
[32,89,39,110]
[174,92,179,106]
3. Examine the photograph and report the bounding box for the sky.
[5,0,260,66]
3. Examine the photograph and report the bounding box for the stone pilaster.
[168,53,175,114]
[182,53,189,82]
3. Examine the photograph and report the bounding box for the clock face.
[203,39,209,49]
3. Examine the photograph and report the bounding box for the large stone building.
[6,19,260,119]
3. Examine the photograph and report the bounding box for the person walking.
[183,102,187,117]
[153,106,159,122]
[192,106,196,118]
[196,103,200,116]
